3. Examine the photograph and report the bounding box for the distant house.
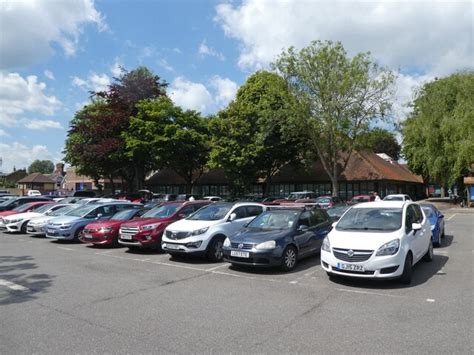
[62,167,124,193]
[2,169,28,186]
[17,173,55,194]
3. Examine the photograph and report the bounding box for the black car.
[0,196,52,212]
[223,207,332,271]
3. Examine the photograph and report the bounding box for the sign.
[470,186,474,200]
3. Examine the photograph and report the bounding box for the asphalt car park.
[0,211,472,353]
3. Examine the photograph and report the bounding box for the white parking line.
[57,246,74,251]
[335,288,406,299]
[0,279,29,291]
[446,214,456,221]
[205,264,229,272]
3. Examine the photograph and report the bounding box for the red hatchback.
[0,201,55,218]
[118,200,210,251]
[79,206,146,246]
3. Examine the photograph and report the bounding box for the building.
[17,173,55,194]
[146,151,425,200]
[62,167,125,193]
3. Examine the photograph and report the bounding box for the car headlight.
[60,224,72,229]
[255,240,276,250]
[7,218,23,224]
[376,239,400,256]
[140,223,160,231]
[223,237,231,247]
[430,225,435,231]
[191,227,209,236]
[322,237,331,252]
[100,227,114,233]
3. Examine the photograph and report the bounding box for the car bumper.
[321,249,404,279]
[26,224,47,235]
[80,233,114,245]
[161,235,209,255]
[118,231,163,248]
[223,248,283,267]
[45,228,74,240]
[5,221,23,232]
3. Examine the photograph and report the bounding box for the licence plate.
[120,234,132,240]
[83,234,92,239]
[337,263,365,272]
[27,227,34,232]
[47,229,56,235]
[166,244,180,250]
[230,250,250,258]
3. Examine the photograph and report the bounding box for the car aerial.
[45,202,137,241]
[420,203,445,247]
[118,201,210,250]
[314,196,344,209]
[383,194,412,202]
[0,202,64,233]
[223,207,332,271]
[80,205,147,246]
[0,196,52,212]
[326,204,351,221]
[26,204,77,236]
[0,201,55,221]
[348,194,374,205]
[321,201,433,284]
[162,202,266,261]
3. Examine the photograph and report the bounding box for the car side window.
[246,206,263,217]
[310,209,328,225]
[298,211,311,227]
[102,205,116,216]
[405,206,416,233]
[179,205,195,217]
[412,205,423,223]
[232,206,247,219]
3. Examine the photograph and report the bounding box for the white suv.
[321,201,433,284]
[162,202,265,261]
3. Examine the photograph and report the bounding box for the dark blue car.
[420,203,445,247]
[223,207,332,271]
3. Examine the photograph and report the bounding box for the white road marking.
[446,214,456,221]
[57,246,74,251]
[335,288,406,299]
[0,279,29,291]
[94,250,115,255]
[426,298,435,302]
[205,264,229,272]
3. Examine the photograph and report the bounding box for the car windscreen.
[327,206,349,217]
[316,197,331,203]
[288,193,309,200]
[248,210,299,230]
[111,209,139,220]
[0,199,14,207]
[34,204,54,214]
[49,205,76,216]
[336,207,402,231]
[421,207,434,218]
[65,205,96,217]
[13,203,35,212]
[188,204,232,221]
[142,204,180,219]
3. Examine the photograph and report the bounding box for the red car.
[118,200,210,251]
[0,201,55,218]
[348,194,374,205]
[79,206,146,246]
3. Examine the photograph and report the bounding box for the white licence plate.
[83,234,92,239]
[337,263,365,272]
[121,234,132,240]
[166,244,181,250]
[231,250,250,258]
[47,229,55,234]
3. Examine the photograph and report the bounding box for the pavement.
[0,210,473,354]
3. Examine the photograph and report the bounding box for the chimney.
[55,163,65,176]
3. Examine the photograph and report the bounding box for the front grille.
[333,248,373,262]
[83,228,98,234]
[230,242,254,250]
[120,226,139,236]
[165,230,189,240]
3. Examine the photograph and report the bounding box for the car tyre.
[400,252,413,285]
[207,236,225,262]
[280,246,297,272]
[441,227,445,238]
[423,241,434,262]
[20,221,28,233]
[73,227,84,242]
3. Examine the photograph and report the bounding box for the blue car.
[420,203,445,247]
[223,207,332,271]
[45,202,139,241]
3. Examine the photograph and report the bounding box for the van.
[27,190,42,196]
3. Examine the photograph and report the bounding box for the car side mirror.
[228,213,237,222]
[297,225,309,232]
[439,214,444,219]
[412,222,422,231]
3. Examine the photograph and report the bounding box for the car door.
[308,209,332,251]
[226,205,260,236]
[405,205,424,261]
[413,204,430,255]
[294,211,314,256]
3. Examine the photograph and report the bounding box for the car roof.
[352,201,407,209]
[385,194,409,197]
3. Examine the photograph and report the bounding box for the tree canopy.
[274,40,396,196]
[402,72,474,185]
[356,128,401,160]
[28,160,54,175]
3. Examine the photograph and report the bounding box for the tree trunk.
[109,175,116,195]
[330,176,338,197]
[264,173,272,197]
[133,164,145,192]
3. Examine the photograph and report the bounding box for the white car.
[27,190,42,196]
[162,202,265,261]
[383,194,412,202]
[26,204,77,236]
[321,201,433,284]
[1,203,67,233]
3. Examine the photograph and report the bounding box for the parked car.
[348,194,374,205]
[314,196,344,209]
[0,201,54,221]
[0,196,51,212]
[383,194,412,202]
[45,202,137,241]
[26,205,77,236]
[27,190,42,196]
[80,205,146,246]
[162,202,266,261]
[223,207,332,271]
[420,203,445,247]
[326,205,351,221]
[272,191,318,204]
[0,202,64,233]
[203,196,222,201]
[321,201,433,284]
[118,201,210,250]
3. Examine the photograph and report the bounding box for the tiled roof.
[17,173,55,184]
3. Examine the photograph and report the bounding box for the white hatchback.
[321,201,433,284]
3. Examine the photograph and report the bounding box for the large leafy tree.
[356,128,401,160]
[402,72,474,186]
[124,97,210,193]
[210,71,302,196]
[28,160,54,175]
[274,41,395,196]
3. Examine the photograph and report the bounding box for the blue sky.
[0,0,472,173]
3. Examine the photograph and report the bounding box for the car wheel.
[441,227,445,238]
[434,233,442,247]
[423,241,434,262]
[399,253,413,285]
[280,246,297,272]
[73,227,84,242]
[207,236,225,262]
[20,221,28,233]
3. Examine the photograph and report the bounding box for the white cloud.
[210,76,238,107]
[215,0,472,76]
[71,73,111,92]
[198,40,225,61]
[157,58,175,73]
[0,128,8,137]
[44,70,55,80]
[0,72,61,127]
[110,58,123,77]
[392,73,434,122]
[24,119,63,130]
[169,77,213,113]
[0,142,57,172]
[0,0,107,70]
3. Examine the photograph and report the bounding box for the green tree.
[274,41,395,196]
[402,72,474,186]
[210,71,302,196]
[27,160,54,174]
[124,97,210,193]
[356,128,401,160]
